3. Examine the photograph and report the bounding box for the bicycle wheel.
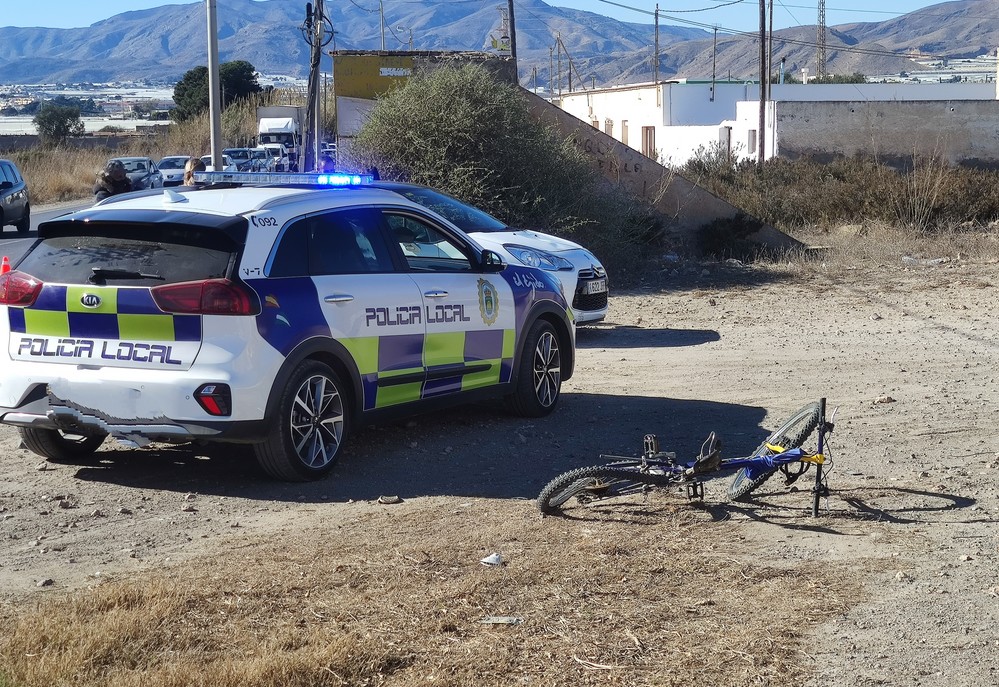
[728,401,821,502]
[537,466,673,515]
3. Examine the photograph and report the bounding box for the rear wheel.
[507,319,561,417]
[14,204,29,233]
[20,427,107,463]
[254,361,348,481]
[728,401,821,502]
[537,466,671,515]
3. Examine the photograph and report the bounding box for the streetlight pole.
[206,0,222,170]
[379,0,386,51]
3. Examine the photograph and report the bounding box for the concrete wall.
[558,81,999,167]
[774,99,999,168]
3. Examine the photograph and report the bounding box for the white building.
[556,80,999,167]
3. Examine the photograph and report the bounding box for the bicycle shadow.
[690,485,983,530]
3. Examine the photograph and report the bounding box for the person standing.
[93,159,133,202]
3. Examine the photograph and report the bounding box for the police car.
[0,172,575,481]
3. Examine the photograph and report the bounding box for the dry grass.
[0,498,865,687]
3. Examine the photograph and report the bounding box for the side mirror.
[480,249,506,272]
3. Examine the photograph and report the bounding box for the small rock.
[36,578,55,587]
[377,495,401,505]
[183,493,196,501]
[874,395,896,404]
[960,555,973,562]
[870,313,882,321]
[35,462,49,471]
[118,507,133,515]
[181,505,197,513]
[708,298,717,306]
[90,509,105,518]
[895,571,912,582]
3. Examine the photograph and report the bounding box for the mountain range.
[0,0,993,87]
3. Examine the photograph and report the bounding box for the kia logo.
[80,294,102,309]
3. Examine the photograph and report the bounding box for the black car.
[0,158,30,233]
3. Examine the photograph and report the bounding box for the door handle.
[424,290,448,299]
[324,294,354,303]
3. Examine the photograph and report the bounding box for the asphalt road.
[0,200,89,263]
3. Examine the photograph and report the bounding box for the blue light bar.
[192,171,374,186]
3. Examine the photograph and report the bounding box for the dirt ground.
[1,252,997,685]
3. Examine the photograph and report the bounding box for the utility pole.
[302,0,333,171]
[758,0,766,167]
[379,0,386,51]
[767,0,774,99]
[206,0,223,171]
[507,0,517,66]
[711,26,717,101]
[653,4,659,83]
[817,0,827,79]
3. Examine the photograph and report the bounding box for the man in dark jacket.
[93,159,133,202]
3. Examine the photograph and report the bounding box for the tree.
[172,61,262,121]
[33,102,85,145]
[353,63,594,231]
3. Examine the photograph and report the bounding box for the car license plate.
[583,278,607,295]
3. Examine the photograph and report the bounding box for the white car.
[370,182,608,324]
[200,154,238,172]
[157,155,191,187]
[0,171,575,482]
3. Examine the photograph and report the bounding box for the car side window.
[269,218,310,277]
[309,208,395,276]
[385,213,472,272]
[0,163,12,184]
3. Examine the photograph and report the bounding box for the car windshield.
[389,187,508,233]
[119,160,148,173]
[158,158,187,170]
[251,150,268,159]
[225,150,249,160]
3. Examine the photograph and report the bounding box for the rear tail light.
[194,383,232,416]
[0,271,43,306]
[152,279,259,315]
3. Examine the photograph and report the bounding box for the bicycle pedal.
[686,481,705,501]
[643,433,660,456]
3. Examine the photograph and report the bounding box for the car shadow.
[70,392,773,503]
[576,324,720,349]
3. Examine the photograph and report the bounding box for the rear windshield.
[18,234,234,287]
[158,158,187,170]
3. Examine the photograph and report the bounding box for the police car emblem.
[477,278,499,325]
[80,294,102,309]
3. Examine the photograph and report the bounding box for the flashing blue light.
[192,171,374,186]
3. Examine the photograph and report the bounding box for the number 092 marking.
[251,216,278,227]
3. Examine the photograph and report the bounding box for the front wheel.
[537,466,671,515]
[254,360,348,481]
[20,427,107,463]
[728,401,821,502]
[14,204,30,233]
[506,319,562,417]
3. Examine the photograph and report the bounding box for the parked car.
[0,158,30,233]
[0,174,575,481]
[249,147,273,171]
[157,155,191,187]
[370,181,608,324]
[222,148,255,171]
[262,144,290,172]
[200,154,238,172]
[110,156,162,190]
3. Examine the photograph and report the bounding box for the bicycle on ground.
[537,399,836,518]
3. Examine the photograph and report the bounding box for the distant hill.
[0,0,993,86]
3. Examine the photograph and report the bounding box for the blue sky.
[0,1,947,33]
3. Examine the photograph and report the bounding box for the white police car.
[0,172,575,481]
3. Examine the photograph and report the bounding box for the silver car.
[110,156,162,190]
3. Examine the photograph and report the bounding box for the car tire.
[14,204,30,233]
[20,427,107,463]
[506,319,562,418]
[253,360,348,481]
